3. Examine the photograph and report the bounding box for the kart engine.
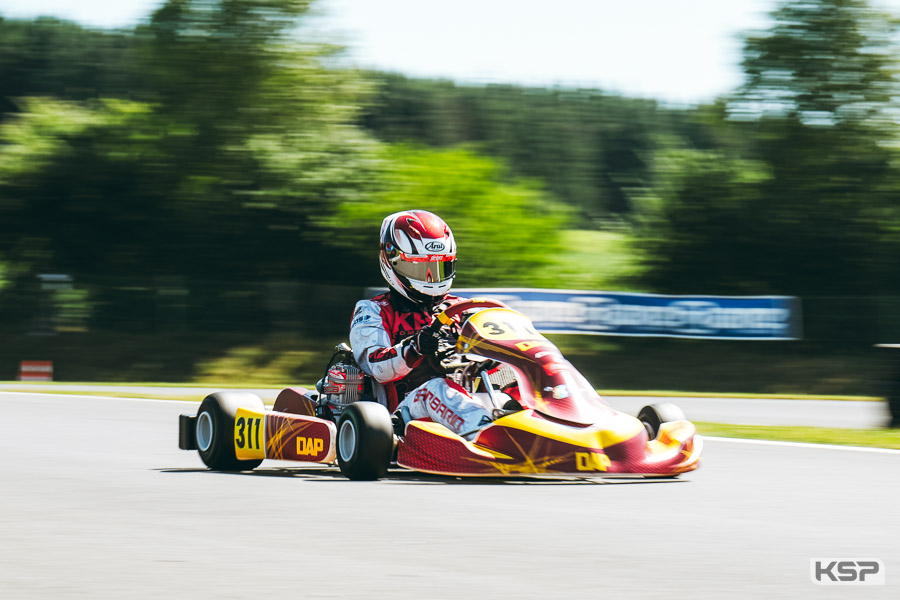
[316,344,365,418]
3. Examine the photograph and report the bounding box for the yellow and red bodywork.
[233,390,337,464]
[394,303,703,477]
[397,409,701,477]
[239,399,701,478]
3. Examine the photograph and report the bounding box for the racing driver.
[349,210,493,438]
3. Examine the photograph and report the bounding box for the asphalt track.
[1,392,897,599]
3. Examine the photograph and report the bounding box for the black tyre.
[638,403,686,439]
[196,392,265,471]
[337,402,394,481]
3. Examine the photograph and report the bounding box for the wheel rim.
[196,410,214,452]
[339,419,357,463]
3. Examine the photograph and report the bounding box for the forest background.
[1,0,898,395]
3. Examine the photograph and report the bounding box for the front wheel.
[638,403,686,439]
[336,402,394,481]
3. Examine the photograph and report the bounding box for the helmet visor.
[392,256,456,283]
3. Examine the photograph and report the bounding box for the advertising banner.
[364,287,802,340]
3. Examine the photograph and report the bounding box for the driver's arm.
[349,300,425,384]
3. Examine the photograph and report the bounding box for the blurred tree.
[131,0,381,280]
[640,0,900,341]
[736,0,899,301]
[0,17,138,118]
[324,144,568,287]
[1,16,716,228]
[0,1,382,330]
[0,2,576,332]
[638,148,774,294]
[733,0,897,126]
[359,74,700,222]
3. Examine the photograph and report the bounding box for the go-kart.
[178,299,702,480]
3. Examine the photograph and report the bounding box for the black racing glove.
[431,299,453,317]
[412,321,442,356]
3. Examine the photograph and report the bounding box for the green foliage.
[325,144,569,286]
[735,0,898,126]
[0,17,139,116]
[531,230,648,291]
[0,2,584,333]
[638,0,900,344]
[694,422,900,449]
[0,98,161,279]
[3,0,900,358]
[0,1,383,330]
[360,74,703,221]
[638,148,777,294]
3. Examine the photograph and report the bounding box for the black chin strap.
[389,288,445,313]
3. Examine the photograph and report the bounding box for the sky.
[0,0,897,105]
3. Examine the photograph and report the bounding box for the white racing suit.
[349,291,492,436]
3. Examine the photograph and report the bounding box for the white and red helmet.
[379,210,457,304]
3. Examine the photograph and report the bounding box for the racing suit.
[349,290,492,436]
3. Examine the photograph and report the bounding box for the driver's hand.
[411,322,442,356]
[434,344,457,363]
[431,299,453,316]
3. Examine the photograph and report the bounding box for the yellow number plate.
[234,408,266,460]
[469,308,546,342]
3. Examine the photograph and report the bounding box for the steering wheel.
[425,298,509,374]
[434,298,509,328]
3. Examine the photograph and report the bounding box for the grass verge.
[0,390,218,402]
[598,390,880,402]
[0,380,283,388]
[695,421,900,449]
[0,381,881,402]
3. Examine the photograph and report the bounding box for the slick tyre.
[638,403,686,440]
[337,402,394,481]
[196,392,265,471]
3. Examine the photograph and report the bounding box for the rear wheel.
[196,392,265,471]
[337,402,394,481]
[638,403,686,439]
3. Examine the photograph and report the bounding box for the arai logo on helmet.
[424,241,445,252]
